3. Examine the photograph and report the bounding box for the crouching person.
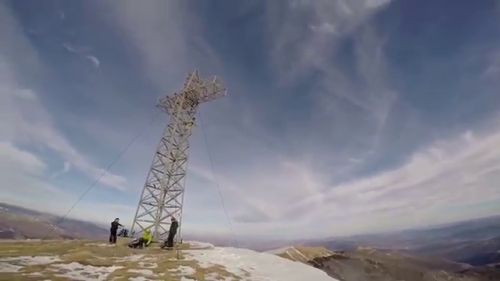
[140,229,153,248]
[128,229,153,249]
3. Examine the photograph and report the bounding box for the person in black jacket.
[109,218,122,244]
[162,217,178,249]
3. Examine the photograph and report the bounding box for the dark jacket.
[169,221,178,235]
[110,221,122,232]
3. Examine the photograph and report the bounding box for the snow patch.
[138,261,157,269]
[0,263,22,273]
[115,254,145,262]
[51,262,122,281]
[24,272,43,276]
[0,255,61,266]
[205,272,233,281]
[186,240,214,249]
[128,277,155,281]
[169,265,195,276]
[185,247,337,281]
[127,269,155,276]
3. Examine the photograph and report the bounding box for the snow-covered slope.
[186,246,336,281]
[0,240,337,281]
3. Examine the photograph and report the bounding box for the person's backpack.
[128,238,140,248]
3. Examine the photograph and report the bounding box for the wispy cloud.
[86,55,100,68]
[225,122,500,238]
[63,42,101,68]
[0,82,126,190]
[265,0,397,176]
[309,22,337,34]
[0,142,46,174]
[0,3,125,190]
[100,1,193,89]
[483,51,500,78]
[0,140,69,215]
[51,161,71,179]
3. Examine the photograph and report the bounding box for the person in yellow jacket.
[140,229,153,248]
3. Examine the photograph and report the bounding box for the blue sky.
[1,0,500,240]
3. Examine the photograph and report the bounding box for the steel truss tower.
[131,71,226,240]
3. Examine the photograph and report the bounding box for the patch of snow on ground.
[138,261,158,269]
[127,269,155,276]
[51,262,122,281]
[169,265,195,276]
[128,277,155,281]
[185,247,338,281]
[0,262,22,273]
[115,254,145,262]
[186,240,214,249]
[205,272,233,281]
[24,272,43,276]
[0,255,61,266]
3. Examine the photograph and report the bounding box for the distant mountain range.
[308,215,500,267]
[0,202,107,240]
[272,245,500,281]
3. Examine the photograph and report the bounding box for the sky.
[1,0,500,240]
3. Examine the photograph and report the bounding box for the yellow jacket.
[142,231,153,246]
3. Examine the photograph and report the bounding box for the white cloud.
[0,3,125,190]
[0,141,70,215]
[16,88,37,101]
[0,142,46,174]
[309,22,337,34]
[99,1,192,89]
[51,161,71,179]
[0,74,127,190]
[63,42,81,53]
[0,139,130,225]
[264,0,398,178]
[483,52,500,78]
[348,157,364,164]
[63,42,100,68]
[365,0,391,9]
[86,55,100,68]
[226,122,500,238]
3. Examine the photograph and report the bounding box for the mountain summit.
[0,240,336,280]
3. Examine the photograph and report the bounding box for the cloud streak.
[63,42,101,68]
[223,122,500,238]
[0,3,125,190]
